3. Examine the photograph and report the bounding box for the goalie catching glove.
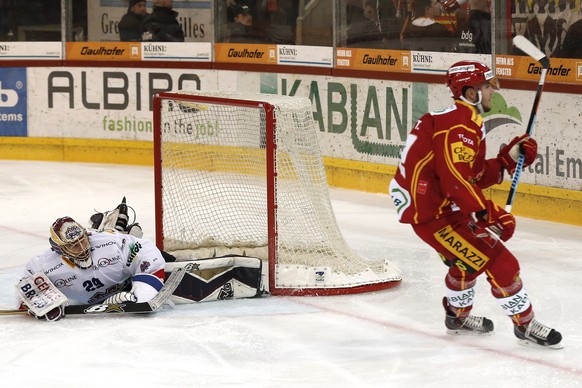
[497,134,538,175]
[473,200,516,241]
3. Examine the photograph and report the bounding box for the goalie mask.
[445,61,499,111]
[49,216,92,269]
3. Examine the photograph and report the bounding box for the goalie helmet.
[49,216,92,269]
[445,61,499,99]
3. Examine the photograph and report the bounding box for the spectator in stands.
[400,0,455,51]
[227,4,272,43]
[346,0,386,48]
[553,18,582,58]
[378,0,406,49]
[439,0,491,53]
[265,0,297,44]
[119,0,148,41]
[449,1,474,52]
[467,0,491,53]
[142,0,185,42]
[0,0,14,40]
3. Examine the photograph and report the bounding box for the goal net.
[153,91,401,295]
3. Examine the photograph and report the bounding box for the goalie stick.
[505,35,550,212]
[0,267,185,317]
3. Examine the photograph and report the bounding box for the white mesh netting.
[156,91,401,293]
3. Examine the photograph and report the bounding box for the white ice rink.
[1,160,581,388]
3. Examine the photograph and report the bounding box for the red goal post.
[153,91,401,295]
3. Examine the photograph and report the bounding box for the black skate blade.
[446,328,494,336]
[517,339,564,349]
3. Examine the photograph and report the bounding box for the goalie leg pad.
[165,255,263,303]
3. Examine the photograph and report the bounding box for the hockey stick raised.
[505,35,550,212]
[0,267,185,317]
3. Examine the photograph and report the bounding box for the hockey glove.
[474,200,516,241]
[438,0,467,12]
[103,291,137,305]
[498,134,538,175]
[28,305,66,321]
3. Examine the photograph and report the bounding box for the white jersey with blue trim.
[22,230,165,305]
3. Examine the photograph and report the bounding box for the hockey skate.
[443,297,494,335]
[514,319,563,349]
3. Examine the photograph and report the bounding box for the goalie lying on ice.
[16,197,264,321]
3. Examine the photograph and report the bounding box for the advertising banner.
[27,67,218,141]
[335,49,490,74]
[0,42,62,60]
[408,51,490,74]
[336,48,410,73]
[0,68,27,136]
[66,42,141,61]
[215,43,278,64]
[496,55,582,84]
[22,66,582,191]
[141,42,211,61]
[277,45,333,67]
[266,72,582,191]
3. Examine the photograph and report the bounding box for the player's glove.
[28,305,66,322]
[498,134,538,175]
[438,0,467,12]
[103,291,137,305]
[474,200,516,241]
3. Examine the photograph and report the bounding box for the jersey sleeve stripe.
[411,152,434,224]
[133,273,164,291]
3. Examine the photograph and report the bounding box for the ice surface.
[1,160,581,387]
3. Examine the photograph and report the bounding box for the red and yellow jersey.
[389,100,503,224]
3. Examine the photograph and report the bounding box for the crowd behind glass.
[0,0,580,59]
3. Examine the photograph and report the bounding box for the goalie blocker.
[164,254,265,303]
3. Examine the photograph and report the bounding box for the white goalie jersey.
[22,230,165,305]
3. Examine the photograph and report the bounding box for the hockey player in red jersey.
[389,61,562,348]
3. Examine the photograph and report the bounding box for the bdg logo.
[0,81,18,107]
[0,67,27,136]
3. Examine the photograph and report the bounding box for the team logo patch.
[218,283,234,300]
[140,261,151,272]
[417,180,428,195]
[84,304,127,314]
[64,224,83,240]
[450,141,476,163]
